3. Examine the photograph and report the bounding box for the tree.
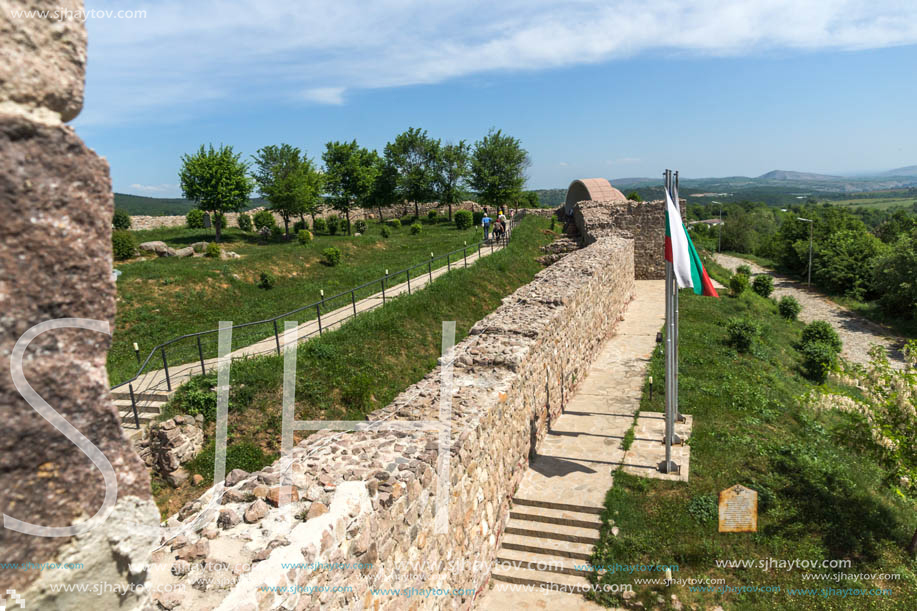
[469,128,530,212]
[384,127,438,218]
[251,144,316,237]
[322,140,379,235]
[626,190,643,202]
[521,191,541,208]
[432,140,469,220]
[179,144,253,242]
[367,156,398,222]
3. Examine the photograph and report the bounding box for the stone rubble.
[136,414,205,486]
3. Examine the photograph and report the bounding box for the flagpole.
[673,171,685,426]
[659,169,678,474]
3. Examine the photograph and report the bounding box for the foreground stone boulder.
[139,240,177,257]
[1,3,159,609]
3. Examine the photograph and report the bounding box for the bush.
[472,211,484,226]
[427,209,438,222]
[327,215,340,235]
[736,264,753,276]
[270,225,283,240]
[205,242,221,258]
[353,219,367,234]
[410,222,422,235]
[171,374,218,421]
[322,247,341,266]
[729,273,750,296]
[297,229,313,245]
[381,226,390,239]
[237,212,252,232]
[312,217,327,234]
[550,216,556,231]
[778,295,802,320]
[253,210,276,231]
[454,210,473,230]
[188,441,275,481]
[726,316,761,353]
[258,270,275,289]
[752,274,774,298]
[800,340,838,383]
[111,230,136,260]
[186,208,205,229]
[112,208,131,230]
[801,320,842,354]
[386,218,401,229]
[292,219,306,233]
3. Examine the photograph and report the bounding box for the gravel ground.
[713,253,907,368]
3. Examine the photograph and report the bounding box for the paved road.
[713,253,907,368]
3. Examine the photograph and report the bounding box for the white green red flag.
[664,189,719,297]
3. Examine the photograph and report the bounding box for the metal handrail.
[111,218,515,394]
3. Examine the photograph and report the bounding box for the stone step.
[504,517,600,546]
[511,497,603,515]
[113,399,164,414]
[119,410,158,427]
[500,533,594,561]
[490,564,591,590]
[496,548,594,577]
[509,505,603,531]
[111,389,171,402]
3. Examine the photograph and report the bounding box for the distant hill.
[757,170,842,181]
[882,165,917,177]
[114,193,264,216]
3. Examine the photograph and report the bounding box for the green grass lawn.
[587,287,917,610]
[150,215,555,517]
[110,218,487,385]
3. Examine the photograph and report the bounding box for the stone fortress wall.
[0,2,160,609]
[146,202,653,610]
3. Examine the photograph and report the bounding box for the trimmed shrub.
[801,320,842,354]
[270,225,283,240]
[292,219,307,233]
[205,242,221,258]
[258,271,276,289]
[454,209,473,230]
[410,222,422,235]
[472,211,484,226]
[736,264,753,276]
[729,273,750,296]
[726,316,761,353]
[237,212,253,232]
[253,210,276,231]
[113,208,131,230]
[186,208,205,229]
[111,230,136,260]
[800,340,838,383]
[327,215,340,235]
[312,217,327,234]
[322,247,341,266]
[752,274,774,298]
[386,218,401,229]
[778,295,802,320]
[354,219,367,234]
[427,209,438,221]
[381,226,391,239]
[297,229,313,245]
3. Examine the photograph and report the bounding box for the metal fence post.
[407,269,411,294]
[447,254,451,272]
[428,261,432,283]
[128,382,140,429]
[316,304,323,335]
[197,336,206,375]
[273,320,281,355]
[351,290,357,318]
[463,247,467,268]
[160,347,171,391]
[382,277,386,304]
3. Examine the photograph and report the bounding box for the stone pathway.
[478,280,668,610]
[713,253,907,368]
[116,237,512,436]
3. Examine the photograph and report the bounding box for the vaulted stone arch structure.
[564,178,626,215]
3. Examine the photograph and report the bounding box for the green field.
[588,270,917,610]
[110,218,488,385]
[826,192,917,211]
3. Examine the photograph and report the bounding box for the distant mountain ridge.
[757,170,841,181]
[883,165,917,177]
[115,193,263,216]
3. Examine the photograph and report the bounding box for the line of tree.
[177,128,531,240]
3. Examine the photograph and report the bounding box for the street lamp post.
[797,217,813,287]
[713,201,723,252]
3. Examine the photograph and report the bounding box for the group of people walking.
[481,209,508,242]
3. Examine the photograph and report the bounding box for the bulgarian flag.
[665,189,719,297]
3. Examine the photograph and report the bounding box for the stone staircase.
[491,497,603,590]
[111,388,171,438]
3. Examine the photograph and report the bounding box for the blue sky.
[74,1,917,196]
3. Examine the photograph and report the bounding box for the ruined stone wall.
[148,210,635,609]
[0,2,159,608]
[573,198,685,279]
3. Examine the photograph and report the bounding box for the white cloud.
[129,183,178,194]
[559,161,569,166]
[79,0,917,122]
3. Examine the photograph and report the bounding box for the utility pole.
[797,217,813,287]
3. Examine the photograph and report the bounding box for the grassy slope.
[588,285,917,609]
[111,219,485,384]
[151,215,554,517]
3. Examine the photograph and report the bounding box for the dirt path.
[713,253,907,368]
